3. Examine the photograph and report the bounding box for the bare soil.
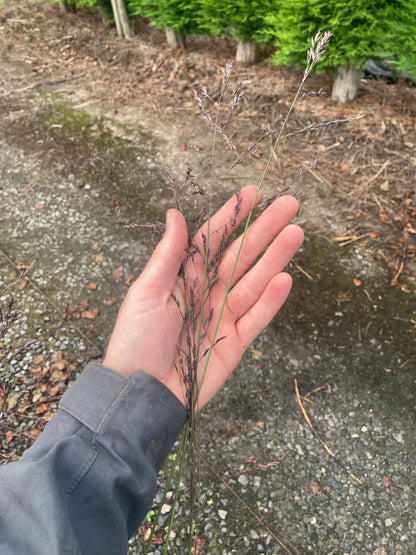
[1,0,415,287]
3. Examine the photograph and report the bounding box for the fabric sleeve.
[0,362,187,555]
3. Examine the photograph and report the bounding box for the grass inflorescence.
[135,31,365,554]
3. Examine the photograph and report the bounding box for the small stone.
[161,503,171,515]
[238,474,249,486]
[218,509,227,520]
[250,530,259,539]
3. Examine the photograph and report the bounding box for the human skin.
[103,185,304,410]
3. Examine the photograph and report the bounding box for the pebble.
[238,474,248,486]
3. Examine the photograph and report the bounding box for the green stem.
[163,422,190,555]
[143,426,188,554]
[194,76,306,407]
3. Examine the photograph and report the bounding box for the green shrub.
[128,0,203,36]
[264,0,416,76]
[199,0,272,44]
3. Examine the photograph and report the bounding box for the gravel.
[1,89,415,554]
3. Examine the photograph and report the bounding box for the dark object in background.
[362,58,415,84]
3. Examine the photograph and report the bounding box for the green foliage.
[145,509,156,523]
[199,0,272,43]
[375,0,416,79]
[264,0,416,74]
[127,0,203,36]
[50,0,113,21]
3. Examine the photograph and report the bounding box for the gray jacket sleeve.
[0,362,187,555]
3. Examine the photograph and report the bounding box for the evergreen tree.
[264,0,416,101]
[375,0,416,80]
[128,0,203,46]
[199,0,272,62]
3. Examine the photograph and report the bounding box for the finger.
[236,272,293,348]
[227,224,304,320]
[191,185,262,270]
[136,209,188,297]
[217,194,300,287]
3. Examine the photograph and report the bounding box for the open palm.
[103,185,303,410]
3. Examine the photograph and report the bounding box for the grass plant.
[0,273,37,463]
[138,31,365,554]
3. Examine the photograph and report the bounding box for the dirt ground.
[1,2,416,554]
[1,0,416,282]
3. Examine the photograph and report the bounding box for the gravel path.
[1,86,415,555]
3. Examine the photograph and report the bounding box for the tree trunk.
[117,0,132,38]
[110,0,132,38]
[332,65,361,102]
[59,1,75,13]
[236,40,258,64]
[165,28,186,49]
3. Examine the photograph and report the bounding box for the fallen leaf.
[150,533,164,545]
[42,411,55,422]
[217,426,240,439]
[54,360,68,371]
[382,475,393,488]
[192,535,206,554]
[51,352,63,363]
[250,348,263,360]
[353,278,362,287]
[124,274,135,286]
[113,267,123,280]
[35,404,48,415]
[33,355,44,364]
[5,431,13,444]
[82,308,99,319]
[50,369,69,383]
[103,298,116,305]
[7,392,21,410]
[91,254,106,263]
[18,278,29,290]
[28,428,42,441]
[87,282,98,290]
[81,345,102,361]
[179,143,186,151]
[379,209,389,223]
[50,385,60,396]
[306,479,323,494]
[138,524,151,541]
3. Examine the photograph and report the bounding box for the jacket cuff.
[60,362,188,469]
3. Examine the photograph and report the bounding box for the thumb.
[138,209,188,294]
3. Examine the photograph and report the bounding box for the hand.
[103,186,304,410]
